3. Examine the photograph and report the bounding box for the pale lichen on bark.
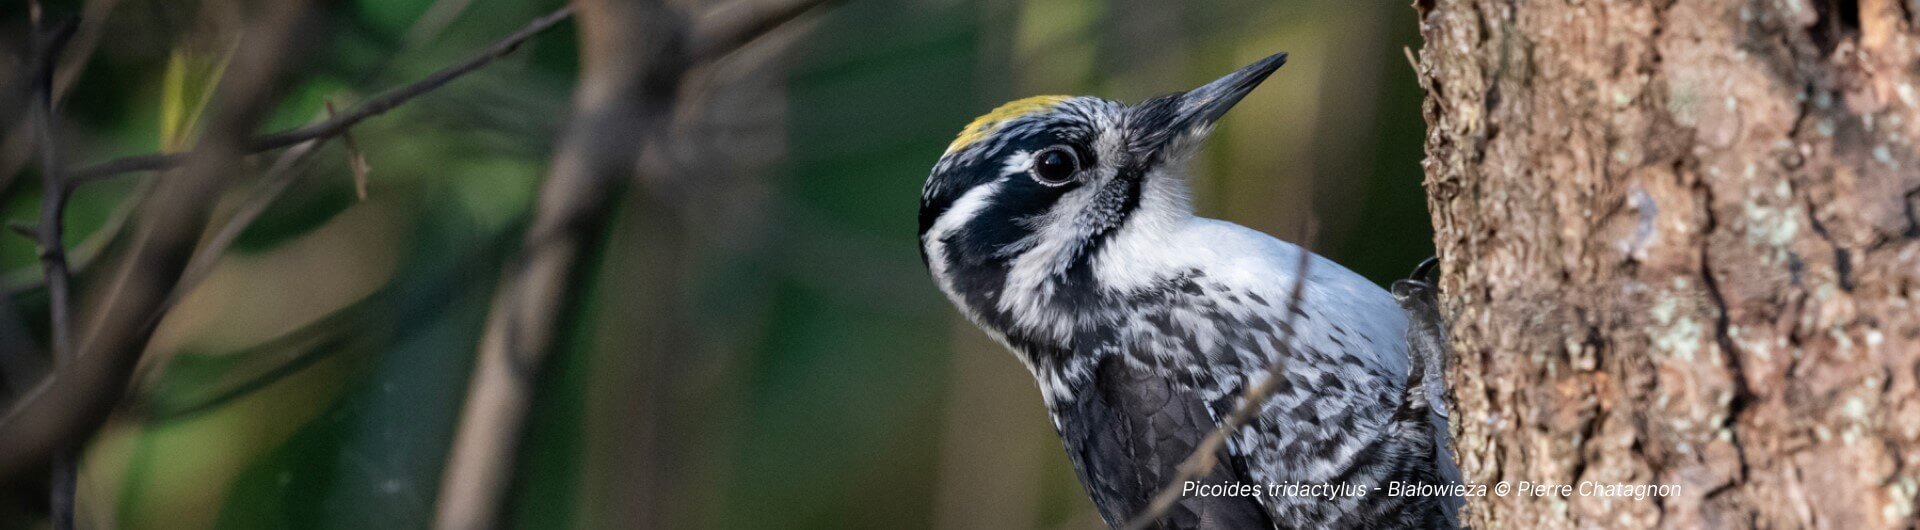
[1416,0,1920,527]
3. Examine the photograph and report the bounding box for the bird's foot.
[1390,256,1448,416]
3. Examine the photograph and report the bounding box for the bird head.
[918,52,1288,347]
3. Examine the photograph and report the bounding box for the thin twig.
[30,17,80,365]
[2,175,148,298]
[6,0,450,296]
[66,6,577,184]
[28,12,81,530]
[687,0,835,60]
[164,130,330,314]
[1121,245,1316,530]
[0,0,118,197]
[0,0,314,485]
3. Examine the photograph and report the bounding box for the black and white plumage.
[917,53,1461,529]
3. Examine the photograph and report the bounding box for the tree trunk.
[1416,0,1920,527]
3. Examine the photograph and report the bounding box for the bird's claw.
[1391,256,1449,417]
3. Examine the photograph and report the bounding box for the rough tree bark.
[1417,0,1920,527]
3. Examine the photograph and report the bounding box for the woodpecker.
[917,52,1461,528]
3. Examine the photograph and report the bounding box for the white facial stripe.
[921,176,1013,336]
[923,178,1067,391]
[925,179,1006,295]
[1002,150,1034,177]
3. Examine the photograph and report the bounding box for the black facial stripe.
[918,96,1131,355]
[920,113,1099,260]
[950,182,1059,264]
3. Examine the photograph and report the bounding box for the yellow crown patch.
[945,95,1071,154]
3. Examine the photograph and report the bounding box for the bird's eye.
[1029,147,1079,186]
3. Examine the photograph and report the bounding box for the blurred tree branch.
[66,7,578,184]
[49,0,117,102]
[0,1,606,488]
[2,2,539,301]
[432,1,677,526]
[0,0,314,485]
[28,15,79,370]
[0,12,77,395]
[432,0,831,528]
[689,0,831,60]
[165,125,330,314]
[0,0,117,197]
[24,11,80,530]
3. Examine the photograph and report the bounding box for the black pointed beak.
[1133,52,1287,160]
[1174,51,1287,130]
